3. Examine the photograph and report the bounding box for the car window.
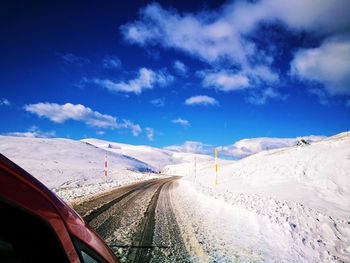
[81,250,99,263]
[73,238,107,263]
[0,199,70,263]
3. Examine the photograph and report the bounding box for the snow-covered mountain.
[0,136,212,199]
[164,135,326,158]
[0,133,344,196]
[0,136,153,189]
[81,138,213,171]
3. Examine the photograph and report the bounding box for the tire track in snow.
[74,177,188,263]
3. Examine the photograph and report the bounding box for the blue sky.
[0,0,349,150]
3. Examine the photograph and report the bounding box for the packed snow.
[165,132,350,262]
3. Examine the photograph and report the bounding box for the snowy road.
[73,177,189,263]
[74,175,350,263]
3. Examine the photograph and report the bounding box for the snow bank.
[166,132,350,217]
[165,132,350,262]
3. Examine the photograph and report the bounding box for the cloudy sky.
[0,0,349,151]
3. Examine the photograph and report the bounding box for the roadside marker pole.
[215,148,218,186]
[104,155,108,183]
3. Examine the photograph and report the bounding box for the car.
[0,153,119,263]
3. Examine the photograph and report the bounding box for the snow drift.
[165,132,350,262]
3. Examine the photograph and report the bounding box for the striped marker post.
[104,155,108,182]
[215,148,218,186]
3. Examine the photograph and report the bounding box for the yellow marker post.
[214,148,218,186]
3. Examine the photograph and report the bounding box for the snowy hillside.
[167,132,350,216]
[165,132,350,262]
[82,138,213,171]
[0,136,211,201]
[164,135,325,159]
[0,136,159,200]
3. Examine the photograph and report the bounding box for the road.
[73,177,190,263]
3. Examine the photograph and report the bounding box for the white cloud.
[165,141,212,154]
[171,118,190,127]
[24,102,118,128]
[247,88,287,105]
[150,98,165,107]
[4,126,56,138]
[121,0,350,100]
[24,102,142,136]
[247,66,280,84]
[120,120,142,136]
[146,127,154,141]
[92,67,173,94]
[0,98,10,106]
[291,38,350,96]
[185,95,218,106]
[121,1,350,66]
[121,1,350,63]
[103,55,122,69]
[251,0,349,35]
[201,71,250,91]
[221,0,350,38]
[173,60,188,76]
[198,67,280,93]
[120,3,253,66]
